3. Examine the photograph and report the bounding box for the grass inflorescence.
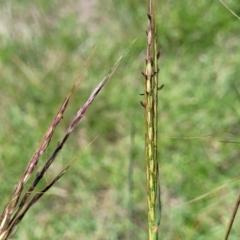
[142,0,161,239]
[1,0,240,239]
[0,58,121,239]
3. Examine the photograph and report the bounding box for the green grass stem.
[143,0,161,239]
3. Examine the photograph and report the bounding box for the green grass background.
[0,0,240,239]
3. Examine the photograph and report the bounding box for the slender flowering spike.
[143,0,161,239]
[0,61,91,231]
[0,56,121,239]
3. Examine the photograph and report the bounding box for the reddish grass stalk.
[223,191,240,240]
[0,58,121,240]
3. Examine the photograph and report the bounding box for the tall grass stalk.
[142,0,161,239]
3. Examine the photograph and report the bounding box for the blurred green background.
[0,0,240,239]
